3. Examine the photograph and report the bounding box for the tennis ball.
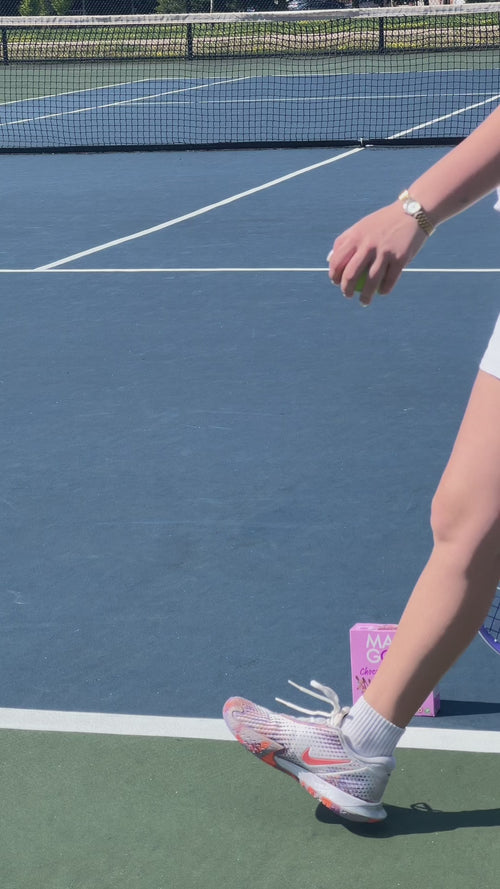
[355,271,368,292]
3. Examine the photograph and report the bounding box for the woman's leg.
[223,368,500,822]
[364,369,500,728]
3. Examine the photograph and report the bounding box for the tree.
[155,0,210,10]
[18,0,52,13]
[51,0,74,11]
[18,0,74,11]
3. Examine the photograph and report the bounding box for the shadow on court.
[438,699,500,718]
[316,801,500,837]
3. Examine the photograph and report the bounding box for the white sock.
[342,696,405,759]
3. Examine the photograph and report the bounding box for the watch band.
[398,189,435,237]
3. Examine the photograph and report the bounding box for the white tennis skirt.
[480,313,500,380]
[478,191,500,378]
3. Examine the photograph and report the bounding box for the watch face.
[406,199,421,215]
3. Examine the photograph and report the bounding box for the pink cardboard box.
[350,623,440,717]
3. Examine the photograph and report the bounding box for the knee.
[430,477,500,561]
[430,481,466,547]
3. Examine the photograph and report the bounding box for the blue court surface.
[1,144,500,888]
[2,143,500,724]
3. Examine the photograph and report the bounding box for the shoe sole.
[224,698,387,824]
[275,756,387,823]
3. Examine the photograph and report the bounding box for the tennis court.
[2,68,500,148]
[1,6,500,888]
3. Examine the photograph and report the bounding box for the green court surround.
[1,730,499,889]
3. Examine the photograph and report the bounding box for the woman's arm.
[328,104,500,305]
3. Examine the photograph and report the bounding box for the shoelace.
[275,679,350,728]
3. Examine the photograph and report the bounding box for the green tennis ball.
[355,271,368,292]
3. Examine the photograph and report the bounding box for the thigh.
[435,369,500,539]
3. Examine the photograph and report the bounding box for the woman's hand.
[327,201,429,306]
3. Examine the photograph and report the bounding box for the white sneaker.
[223,680,394,823]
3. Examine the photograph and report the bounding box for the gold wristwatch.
[398,189,435,237]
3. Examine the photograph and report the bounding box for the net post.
[186,0,194,61]
[378,15,384,53]
[1,28,8,66]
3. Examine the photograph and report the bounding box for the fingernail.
[326,250,333,262]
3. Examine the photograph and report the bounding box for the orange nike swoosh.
[302,748,351,767]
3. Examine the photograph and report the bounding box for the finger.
[326,250,336,285]
[327,241,356,285]
[377,261,404,295]
[340,253,376,299]
[357,258,390,306]
[359,287,375,307]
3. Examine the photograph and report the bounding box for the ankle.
[342,696,405,758]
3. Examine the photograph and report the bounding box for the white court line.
[389,93,500,140]
[0,75,252,131]
[398,727,500,754]
[144,91,500,106]
[0,75,183,109]
[0,707,497,753]
[146,95,495,106]
[35,148,364,271]
[2,267,500,274]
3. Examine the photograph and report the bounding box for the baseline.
[2,268,500,274]
[0,707,498,753]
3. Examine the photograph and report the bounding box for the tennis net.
[1,4,500,151]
